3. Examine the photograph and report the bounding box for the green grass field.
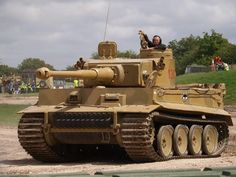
[176,70,236,105]
[0,104,28,126]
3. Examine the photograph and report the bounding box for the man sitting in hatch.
[139,30,166,50]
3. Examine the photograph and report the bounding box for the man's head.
[152,35,162,46]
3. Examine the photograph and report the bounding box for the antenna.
[103,0,111,41]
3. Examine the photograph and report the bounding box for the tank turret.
[36,41,176,88]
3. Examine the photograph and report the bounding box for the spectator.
[213,56,225,71]
[73,79,79,88]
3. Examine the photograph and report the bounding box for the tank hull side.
[28,86,227,108]
[155,101,232,126]
[19,87,231,122]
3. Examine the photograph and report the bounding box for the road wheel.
[188,125,203,155]
[157,125,174,159]
[173,124,189,156]
[202,125,218,155]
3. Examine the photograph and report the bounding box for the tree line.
[169,30,236,75]
[1,30,236,76]
[0,58,55,76]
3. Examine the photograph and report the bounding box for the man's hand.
[139,30,148,49]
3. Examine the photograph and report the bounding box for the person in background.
[73,79,79,88]
[223,62,229,71]
[214,56,225,71]
[31,81,36,92]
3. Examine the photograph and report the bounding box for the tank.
[17,40,232,163]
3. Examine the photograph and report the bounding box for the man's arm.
[144,34,154,47]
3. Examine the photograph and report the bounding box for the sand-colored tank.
[17,41,232,162]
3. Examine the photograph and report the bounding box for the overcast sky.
[0,0,236,69]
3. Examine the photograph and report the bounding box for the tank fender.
[18,105,53,114]
[116,105,160,113]
[154,101,233,126]
[18,105,161,114]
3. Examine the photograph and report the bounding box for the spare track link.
[120,112,229,162]
[18,113,65,163]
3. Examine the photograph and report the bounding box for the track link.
[121,115,162,162]
[18,113,66,163]
[121,112,229,162]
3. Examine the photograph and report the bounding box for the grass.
[176,70,236,105]
[0,104,28,126]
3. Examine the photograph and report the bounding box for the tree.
[91,52,99,59]
[198,30,227,57]
[91,50,139,59]
[65,65,76,71]
[168,30,236,75]
[18,58,55,72]
[215,43,236,64]
[117,50,139,58]
[168,35,200,74]
[0,65,18,76]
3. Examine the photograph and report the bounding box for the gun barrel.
[36,67,115,82]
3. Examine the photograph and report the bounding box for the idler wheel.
[173,124,189,156]
[157,125,174,159]
[188,125,203,155]
[202,125,218,155]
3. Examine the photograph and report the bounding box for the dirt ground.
[0,97,236,175]
[0,96,38,105]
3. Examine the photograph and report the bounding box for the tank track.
[18,113,123,163]
[121,115,162,162]
[18,112,229,163]
[18,113,70,163]
[121,112,229,162]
